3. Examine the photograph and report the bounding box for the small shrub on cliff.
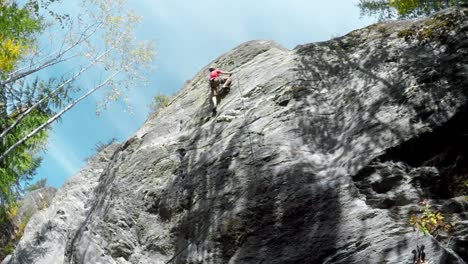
[0,212,33,258]
[6,204,18,220]
[84,138,118,162]
[148,94,171,118]
[397,28,415,38]
[409,199,453,236]
[94,138,117,153]
[0,203,18,224]
[15,213,32,241]
[3,243,14,255]
[409,200,455,263]
[25,178,47,193]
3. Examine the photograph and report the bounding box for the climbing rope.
[164,73,261,264]
[234,74,261,185]
[166,30,448,263]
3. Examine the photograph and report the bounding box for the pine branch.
[0,67,126,163]
[0,48,113,142]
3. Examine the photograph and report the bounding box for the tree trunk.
[0,82,8,157]
[0,83,7,132]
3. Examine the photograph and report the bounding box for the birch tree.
[0,0,49,219]
[0,0,154,217]
[0,0,154,162]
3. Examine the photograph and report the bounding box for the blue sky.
[34,0,376,187]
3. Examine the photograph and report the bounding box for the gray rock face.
[16,187,57,224]
[0,187,56,262]
[5,7,468,264]
[2,145,119,264]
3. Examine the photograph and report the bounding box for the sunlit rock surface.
[0,187,56,262]
[4,7,468,264]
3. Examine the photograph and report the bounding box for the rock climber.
[208,66,233,113]
[413,245,426,264]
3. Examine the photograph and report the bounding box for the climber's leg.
[222,76,232,88]
[212,95,217,108]
[210,79,219,112]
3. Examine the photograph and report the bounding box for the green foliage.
[0,2,56,221]
[0,109,49,222]
[420,18,450,39]
[389,0,419,15]
[0,0,154,224]
[15,214,30,241]
[397,28,416,38]
[396,13,454,42]
[25,177,47,192]
[0,211,32,257]
[409,200,453,236]
[148,94,171,117]
[94,137,117,152]
[84,137,118,162]
[2,243,14,255]
[359,0,468,20]
[0,0,154,164]
[0,4,48,213]
[0,1,42,41]
[0,1,42,73]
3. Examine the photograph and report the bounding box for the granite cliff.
[4,7,468,264]
[0,187,56,261]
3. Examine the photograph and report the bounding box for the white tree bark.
[0,0,154,163]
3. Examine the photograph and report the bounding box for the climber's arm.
[220,70,233,75]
